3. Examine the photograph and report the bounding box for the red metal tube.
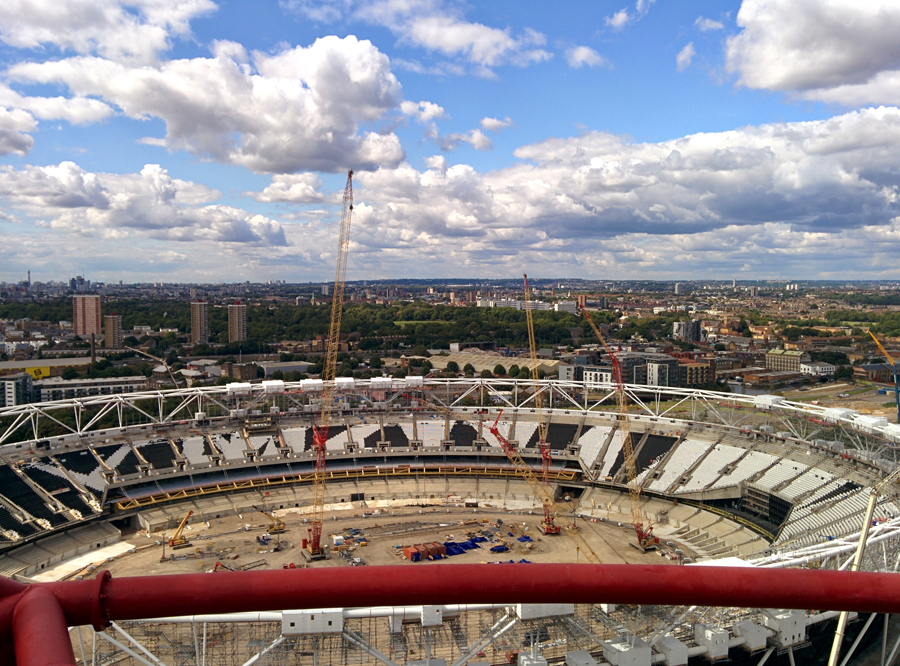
[13,586,76,666]
[32,564,900,627]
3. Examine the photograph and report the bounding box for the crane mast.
[579,305,656,552]
[167,510,193,549]
[868,331,900,425]
[307,170,353,559]
[523,274,560,535]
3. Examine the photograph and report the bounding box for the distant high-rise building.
[731,279,736,289]
[321,284,330,296]
[749,286,759,298]
[673,319,701,343]
[73,295,102,338]
[104,314,123,349]
[228,302,247,343]
[674,282,683,296]
[191,300,209,344]
[1,374,32,408]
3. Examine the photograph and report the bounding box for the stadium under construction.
[2,377,900,665]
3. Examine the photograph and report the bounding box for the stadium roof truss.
[2,378,898,456]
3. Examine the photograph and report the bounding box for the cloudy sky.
[2,0,900,283]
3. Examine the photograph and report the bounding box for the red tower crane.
[580,304,656,552]
[306,170,353,560]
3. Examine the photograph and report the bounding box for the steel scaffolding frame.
[64,600,900,666]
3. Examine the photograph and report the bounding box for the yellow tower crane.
[522,274,560,535]
[868,331,900,424]
[306,170,353,560]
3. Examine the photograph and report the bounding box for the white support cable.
[192,622,200,666]
[74,626,88,666]
[110,621,168,666]
[449,614,518,666]
[647,606,697,646]
[838,613,878,666]
[97,631,159,666]
[240,636,284,666]
[756,647,775,666]
[341,630,400,666]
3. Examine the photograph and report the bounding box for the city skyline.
[2,1,900,283]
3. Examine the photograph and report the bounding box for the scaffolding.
[67,600,891,666]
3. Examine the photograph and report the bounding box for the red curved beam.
[13,587,75,666]
[7,564,900,665]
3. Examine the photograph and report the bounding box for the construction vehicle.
[868,331,900,424]
[522,274,560,535]
[168,510,194,549]
[252,505,286,534]
[580,305,657,553]
[307,170,354,561]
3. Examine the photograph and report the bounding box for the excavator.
[253,505,286,534]
[167,510,193,549]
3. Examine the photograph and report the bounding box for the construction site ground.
[83,504,683,581]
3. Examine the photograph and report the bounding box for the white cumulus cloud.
[0,0,216,64]
[0,108,37,156]
[695,16,724,32]
[480,116,512,133]
[401,100,446,123]
[8,35,405,173]
[605,9,631,30]
[605,1,654,31]
[0,83,113,124]
[0,162,288,245]
[677,43,696,72]
[339,107,900,277]
[726,0,900,105]
[252,173,327,204]
[286,0,552,75]
[565,46,608,69]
